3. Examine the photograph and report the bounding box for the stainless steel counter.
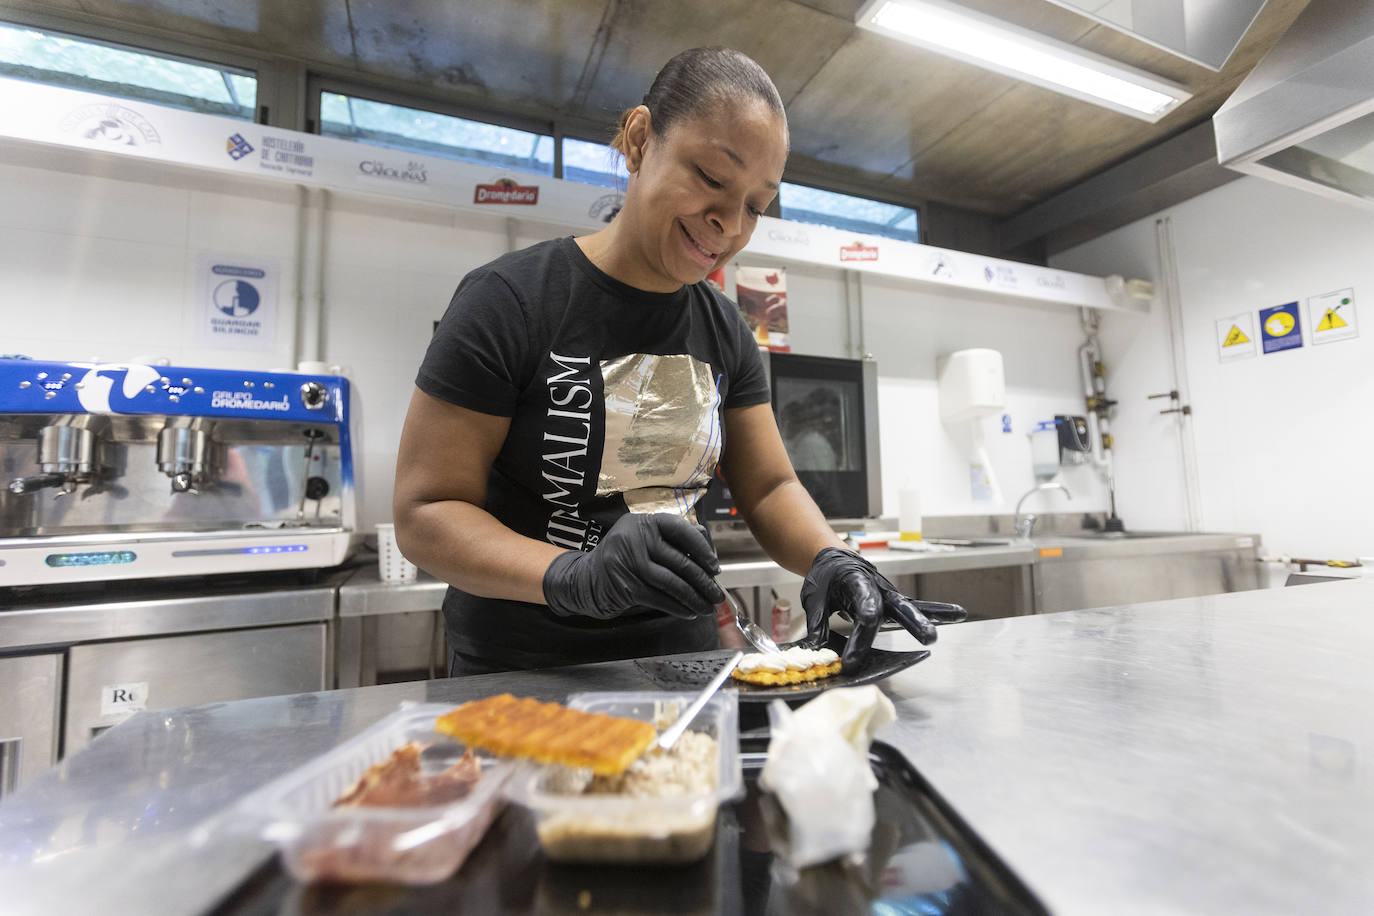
[879,577,1374,915]
[717,543,1037,588]
[336,542,1039,610]
[5,579,1369,914]
[333,545,1039,684]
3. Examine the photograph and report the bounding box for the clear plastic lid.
[232,702,513,885]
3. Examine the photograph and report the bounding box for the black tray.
[634,634,930,702]
[211,738,1046,916]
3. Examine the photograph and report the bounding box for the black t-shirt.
[416,236,770,669]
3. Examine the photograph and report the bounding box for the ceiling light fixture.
[855,0,1192,122]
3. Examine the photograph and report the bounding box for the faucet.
[1015,482,1072,540]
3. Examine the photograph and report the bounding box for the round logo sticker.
[213,279,261,317]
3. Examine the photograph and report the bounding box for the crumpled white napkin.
[759,685,896,868]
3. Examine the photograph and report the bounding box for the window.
[779,182,919,244]
[318,91,554,176]
[562,136,628,189]
[0,21,256,120]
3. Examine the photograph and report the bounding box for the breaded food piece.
[730,646,843,686]
[435,694,655,776]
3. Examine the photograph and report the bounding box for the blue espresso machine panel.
[1,359,350,426]
[1,359,358,585]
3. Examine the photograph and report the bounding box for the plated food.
[731,647,842,686]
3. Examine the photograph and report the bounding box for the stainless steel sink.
[1055,531,1190,540]
[926,537,1016,548]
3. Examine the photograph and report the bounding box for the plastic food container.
[507,690,742,865]
[240,703,512,885]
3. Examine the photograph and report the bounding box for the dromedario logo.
[474,177,539,204]
[839,241,879,262]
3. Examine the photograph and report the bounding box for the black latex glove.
[799,547,968,667]
[543,513,724,621]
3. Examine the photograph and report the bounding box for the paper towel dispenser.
[936,349,1005,423]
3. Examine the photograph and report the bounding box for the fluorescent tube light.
[856,0,1191,122]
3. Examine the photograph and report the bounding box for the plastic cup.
[376,523,418,583]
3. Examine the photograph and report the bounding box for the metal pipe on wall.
[843,269,866,359]
[1155,216,1204,532]
[1078,307,1111,471]
[295,185,328,365]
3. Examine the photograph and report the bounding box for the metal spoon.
[656,650,744,752]
[724,588,784,657]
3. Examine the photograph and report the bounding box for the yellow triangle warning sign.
[1223,324,1250,347]
[1316,309,1348,331]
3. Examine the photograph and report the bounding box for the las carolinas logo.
[474,177,539,205]
[839,241,879,262]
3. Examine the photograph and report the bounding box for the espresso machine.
[0,359,361,793]
[1,359,356,585]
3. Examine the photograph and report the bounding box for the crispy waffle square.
[434,694,656,776]
[730,660,843,686]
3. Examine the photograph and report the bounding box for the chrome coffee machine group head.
[0,360,357,585]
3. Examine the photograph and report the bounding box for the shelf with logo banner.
[0,75,1133,314]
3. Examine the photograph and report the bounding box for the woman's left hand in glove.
[798,547,967,667]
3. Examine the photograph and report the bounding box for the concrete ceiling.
[1,0,1310,238]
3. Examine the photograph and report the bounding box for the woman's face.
[622,98,788,288]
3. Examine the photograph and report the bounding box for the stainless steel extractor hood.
[1214,0,1374,207]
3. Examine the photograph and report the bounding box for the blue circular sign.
[213,279,260,317]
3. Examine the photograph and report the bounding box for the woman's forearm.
[741,477,848,577]
[395,497,565,605]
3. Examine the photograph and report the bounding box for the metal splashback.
[1,414,347,536]
[1214,0,1374,208]
[0,359,357,584]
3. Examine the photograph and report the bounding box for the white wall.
[1,159,300,370]
[2,153,1110,531]
[1052,176,1374,561]
[734,254,1110,519]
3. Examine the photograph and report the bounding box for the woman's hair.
[611,47,786,154]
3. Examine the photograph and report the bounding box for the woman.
[394,47,959,676]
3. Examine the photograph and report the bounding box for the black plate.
[633,634,930,702]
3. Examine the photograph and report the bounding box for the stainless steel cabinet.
[1032,539,1262,613]
[0,653,62,797]
[64,624,327,755]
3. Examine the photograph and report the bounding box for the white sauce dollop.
[737,647,837,673]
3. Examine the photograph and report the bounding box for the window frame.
[306,74,566,178]
[0,10,274,123]
[777,177,923,245]
[559,131,629,189]
[0,10,931,239]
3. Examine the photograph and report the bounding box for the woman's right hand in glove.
[542,512,724,620]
